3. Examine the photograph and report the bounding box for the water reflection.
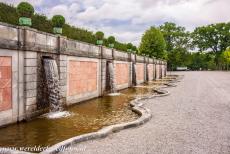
[0,81,167,151]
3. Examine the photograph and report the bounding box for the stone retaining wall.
[0,22,167,127]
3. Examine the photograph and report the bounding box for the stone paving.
[61,71,230,154]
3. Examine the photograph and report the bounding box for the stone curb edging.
[40,87,172,154]
[40,94,160,154]
[4,76,178,154]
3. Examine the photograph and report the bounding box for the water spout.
[108,61,116,93]
[43,58,61,112]
[146,64,149,82]
[132,63,137,86]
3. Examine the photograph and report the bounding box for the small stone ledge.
[164,83,177,87]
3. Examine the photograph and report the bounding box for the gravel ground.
[61,71,230,154]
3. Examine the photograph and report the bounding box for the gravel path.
[61,71,230,154]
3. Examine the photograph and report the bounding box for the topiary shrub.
[17,2,34,18]
[51,15,65,34]
[127,43,133,52]
[95,31,104,45]
[108,36,115,48]
[52,15,65,28]
[17,2,34,26]
[132,46,137,53]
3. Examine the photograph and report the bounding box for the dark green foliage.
[0,2,130,51]
[16,2,34,18]
[62,24,96,44]
[0,3,18,25]
[31,14,52,33]
[160,22,191,52]
[191,23,230,68]
[108,36,115,44]
[95,31,104,40]
[127,43,133,49]
[52,15,65,28]
[139,26,166,58]
[132,46,137,51]
[192,23,230,53]
[114,41,128,51]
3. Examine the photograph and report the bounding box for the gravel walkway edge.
[40,84,173,154]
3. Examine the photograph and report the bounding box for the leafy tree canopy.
[139,26,166,58]
[192,23,230,53]
[159,22,190,52]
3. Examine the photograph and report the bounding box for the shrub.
[132,46,137,51]
[95,31,104,40]
[16,2,34,18]
[108,36,115,44]
[51,15,65,28]
[127,43,133,49]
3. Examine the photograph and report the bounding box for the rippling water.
[0,84,163,151]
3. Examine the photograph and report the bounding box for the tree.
[192,23,230,53]
[221,47,230,70]
[159,22,191,52]
[159,22,191,70]
[139,26,166,58]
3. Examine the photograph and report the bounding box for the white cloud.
[1,0,230,46]
[0,0,44,6]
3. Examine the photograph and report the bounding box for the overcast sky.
[1,0,230,45]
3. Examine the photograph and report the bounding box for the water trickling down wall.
[0,22,167,126]
[132,63,137,86]
[43,58,61,112]
[107,61,116,93]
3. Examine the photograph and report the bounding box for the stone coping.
[0,22,162,64]
[2,76,180,154]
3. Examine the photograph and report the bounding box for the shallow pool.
[0,85,163,150]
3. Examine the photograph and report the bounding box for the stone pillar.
[57,36,68,106]
[58,55,67,106]
[128,53,132,87]
[18,27,38,117]
[99,46,107,96]
[153,58,156,80]
[24,51,38,117]
[144,57,148,82]
[159,61,163,79]
[165,62,167,77]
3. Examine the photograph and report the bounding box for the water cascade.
[146,64,149,82]
[43,58,61,112]
[108,61,116,93]
[132,63,137,86]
